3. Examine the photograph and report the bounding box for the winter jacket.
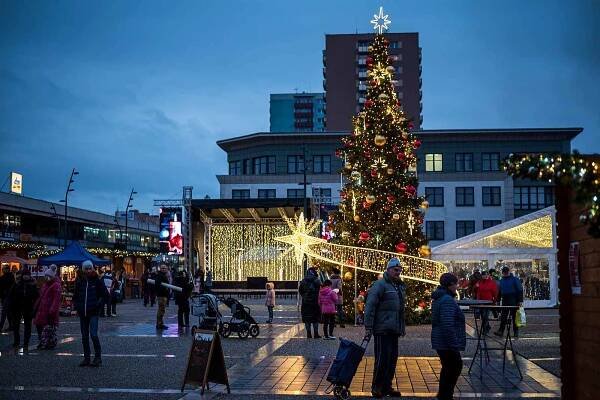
[265,283,276,307]
[174,275,193,306]
[299,273,321,323]
[73,273,109,317]
[330,274,343,305]
[499,274,524,305]
[318,286,338,315]
[0,271,15,300]
[154,271,170,298]
[34,278,62,327]
[431,286,466,351]
[102,272,115,294]
[8,276,39,316]
[364,272,406,336]
[475,278,498,303]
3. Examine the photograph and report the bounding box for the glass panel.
[496,259,550,301]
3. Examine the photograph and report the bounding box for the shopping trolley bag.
[326,335,371,399]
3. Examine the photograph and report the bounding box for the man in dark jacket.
[431,273,466,400]
[0,265,16,331]
[494,266,524,338]
[8,268,39,350]
[364,258,406,398]
[155,264,170,329]
[298,267,321,338]
[73,260,109,367]
[174,270,193,327]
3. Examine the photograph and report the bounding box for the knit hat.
[307,266,317,275]
[439,272,458,287]
[387,257,401,270]
[45,264,58,278]
[82,260,94,270]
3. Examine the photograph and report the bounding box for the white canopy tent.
[432,206,557,308]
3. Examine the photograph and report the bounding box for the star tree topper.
[370,6,391,34]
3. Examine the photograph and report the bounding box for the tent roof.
[0,255,31,265]
[37,241,111,266]
[432,206,556,255]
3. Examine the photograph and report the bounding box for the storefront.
[432,206,557,308]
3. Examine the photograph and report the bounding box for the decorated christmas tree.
[333,8,432,323]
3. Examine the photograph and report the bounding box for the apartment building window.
[287,155,304,174]
[253,156,276,175]
[243,159,252,175]
[258,189,276,199]
[389,41,402,49]
[426,221,444,241]
[1,214,21,232]
[312,188,332,204]
[456,220,475,238]
[425,154,443,172]
[287,189,305,199]
[455,153,473,172]
[456,187,474,206]
[228,160,242,176]
[313,155,331,174]
[232,190,250,199]
[425,187,444,207]
[514,186,555,210]
[482,153,500,171]
[482,186,502,206]
[483,220,502,229]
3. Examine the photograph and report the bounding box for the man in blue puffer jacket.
[73,260,109,367]
[431,273,466,400]
[494,266,524,338]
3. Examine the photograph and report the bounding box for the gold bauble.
[378,93,389,100]
[401,131,409,139]
[350,171,361,180]
[374,135,387,146]
[341,231,350,238]
[387,168,394,175]
[366,195,376,204]
[392,213,400,220]
[418,245,432,258]
[353,215,360,222]
[345,163,353,170]
[420,200,430,210]
[343,271,353,282]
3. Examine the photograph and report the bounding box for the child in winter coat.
[265,282,275,323]
[34,265,62,349]
[318,280,338,340]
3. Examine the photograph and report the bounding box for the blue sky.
[1,0,598,214]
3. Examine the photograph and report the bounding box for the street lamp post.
[59,168,78,248]
[50,204,61,247]
[124,188,137,253]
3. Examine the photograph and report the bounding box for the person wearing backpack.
[494,266,524,338]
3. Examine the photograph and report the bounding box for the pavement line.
[1,386,193,394]
[528,357,561,361]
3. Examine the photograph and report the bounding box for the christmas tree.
[332,28,432,323]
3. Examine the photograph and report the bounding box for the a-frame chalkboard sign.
[181,329,230,394]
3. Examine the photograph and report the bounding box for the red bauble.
[359,232,371,242]
[364,150,371,158]
[370,80,377,86]
[362,201,372,209]
[335,150,342,158]
[408,122,414,130]
[386,194,396,203]
[384,204,392,211]
[370,169,378,177]
[413,139,422,149]
[396,153,406,161]
[366,56,373,65]
[365,99,374,108]
[404,185,417,197]
[395,242,408,253]
[392,145,400,154]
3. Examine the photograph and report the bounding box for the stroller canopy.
[37,241,111,267]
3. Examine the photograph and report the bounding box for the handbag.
[515,306,527,327]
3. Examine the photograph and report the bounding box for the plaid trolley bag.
[326,335,371,400]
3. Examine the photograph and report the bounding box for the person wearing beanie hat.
[363,257,406,398]
[431,272,465,400]
[299,266,321,338]
[7,266,39,350]
[34,264,62,349]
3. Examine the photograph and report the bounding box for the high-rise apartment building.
[323,33,422,131]
[270,93,325,132]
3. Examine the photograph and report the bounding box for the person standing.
[330,268,345,328]
[475,270,498,335]
[100,268,115,317]
[155,264,169,329]
[299,267,321,338]
[73,260,109,367]
[8,268,39,350]
[364,258,406,398]
[0,264,16,332]
[174,270,192,328]
[148,267,157,306]
[204,268,213,293]
[34,264,62,349]
[494,266,524,338]
[265,282,275,323]
[318,279,338,340]
[141,268,150,306]
[431,273,466,400]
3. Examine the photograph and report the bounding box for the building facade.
[323,33,422,131]
[270,93,325,132]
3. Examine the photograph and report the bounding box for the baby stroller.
[190,293,221,332]
[219,297,260,338]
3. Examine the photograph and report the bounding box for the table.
[467,304,523,380]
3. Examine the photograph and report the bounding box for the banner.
[10,172,22,195]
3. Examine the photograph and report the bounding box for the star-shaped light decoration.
[275,212,323,266]
[371,157,389,170]
[370,6,391,34]
[407,211,416,235]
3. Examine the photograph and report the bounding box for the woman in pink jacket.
[34,265,62,349]
[318,279,338,340]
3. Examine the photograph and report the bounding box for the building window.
[456,220,475,238]
[455,153,473,172]
[228,160,242,176]
[253,156,275,175]
[482,153,500,171]
[258,189,276,199]
[313,155,331,174]
[424,187,444,207]
[514,186,555,210]
[483,220,502,229]
[389,41,401,49]
[425,153,443,172]
[287,155,304,174]
[287,189,305,199]
[456,187,474,206]
[232,190,250,199]
[1,214,21,233]
[312,188,332,204]
[482,186,502,206]
[243,159,252,175]
[426,221,444,241]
